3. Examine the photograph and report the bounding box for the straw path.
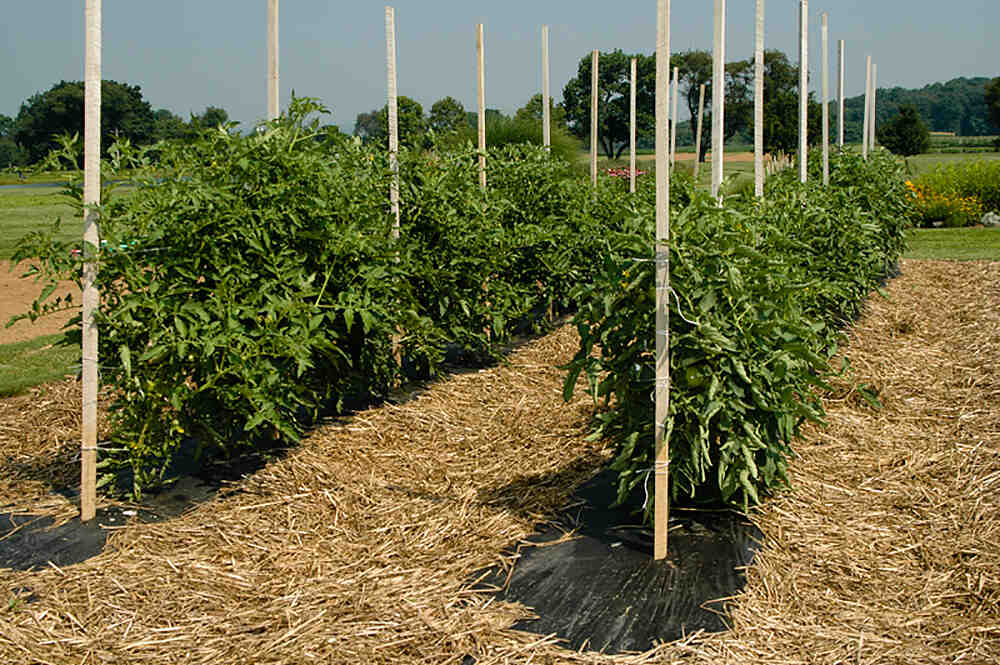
[2,259,1000,664]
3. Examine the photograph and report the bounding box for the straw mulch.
[2,259,999,664]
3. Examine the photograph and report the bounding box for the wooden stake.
[477,24,486,189]
[711,0,725,200]
[81,0,101,524]
[693,83,706,180]
[591,49,599,188]
[754,0,765,198]
[630,57,637,194]
[870,64,877,150]
[267,0,279,120]
[670,67,679,169]
[862,55,871,159]
[386,7,400,239]
[821,12,829,186]
[542,25,551,151]
[798,0,808,183]
[837,40,845,147]
[654,0,671,563]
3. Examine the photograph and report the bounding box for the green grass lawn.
[902,152,1000,177]
[0,333,79,397]
[904,227,1000,261]
[0,189,79,260]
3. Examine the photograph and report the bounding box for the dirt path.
[0,261,78,345]
[1,260,998,663]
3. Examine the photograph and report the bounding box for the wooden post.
[477,24,486,189]
[693,83,706,180]
[386,7,400,239]
[670,67,679,169]
[798,0,808,183]
[711,0,725,200]
[821,13,829,186]
[870,64,877,150]
[630,57,637,194]
[542,25,551,151]
[837,40,845,147]
[754,0,765,198]
[654,0,671,563]
[862,55,871,159]
[267,0,279,120]
[591,49,599,188]
[81,0,101,523]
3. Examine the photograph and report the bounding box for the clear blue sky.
[2,1,997,132]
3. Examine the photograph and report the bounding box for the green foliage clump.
[11,98,606,493]
[909,159,1000,226]
[565,149,910,514]
[878,105,931,157]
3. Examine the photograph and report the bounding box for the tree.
[190,106,230,131]
[562,50,655,158]
[378,96,426,148]
[14,80,155,163]
[151,109,187,142]
[428,96,466,133]
[986,78,1000,130]
[514,94,568,130]
[877,105,930,156]
[353,109,382,144]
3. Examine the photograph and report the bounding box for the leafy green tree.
[151,109,187,142]
[353,109,382,144]
[190,106,230,131]
[378,96,426,148]
[986,77,1000,130]
[355,98,429,148]
[428,96,466,133]
[514,94,568,130]
[14,80,155,163]
[877,105,930,156]
[562,50,655,158]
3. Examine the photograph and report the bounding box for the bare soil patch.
[1,259,999,663]
[0,261,78,345]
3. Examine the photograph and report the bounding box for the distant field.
[0,188,79,259]
[904,151,1000,176]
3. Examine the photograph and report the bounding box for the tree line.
[0,80,231,168]
[353,50,998,161]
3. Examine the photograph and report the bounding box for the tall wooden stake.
[711,0,726,199]
[542,25,551,151]
[754,0,765,198]
[630,57,637,194]
[821,12,829,185]
[267,0,279,120]
[386,7,400,239]
[81,0,101,523]
[693,83,706,180]
[870,64,877,150]
[654,0,671,563]
[798,0,808,183]
[477,24,486,189]
[862,55,871,159]
[837,40,845,147]
[591,49,599,188]
[670,67,679,169]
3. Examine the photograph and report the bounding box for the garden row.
[564,148,911,513]
[14,99,913,512]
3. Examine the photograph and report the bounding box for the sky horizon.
[3,2,997,134]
